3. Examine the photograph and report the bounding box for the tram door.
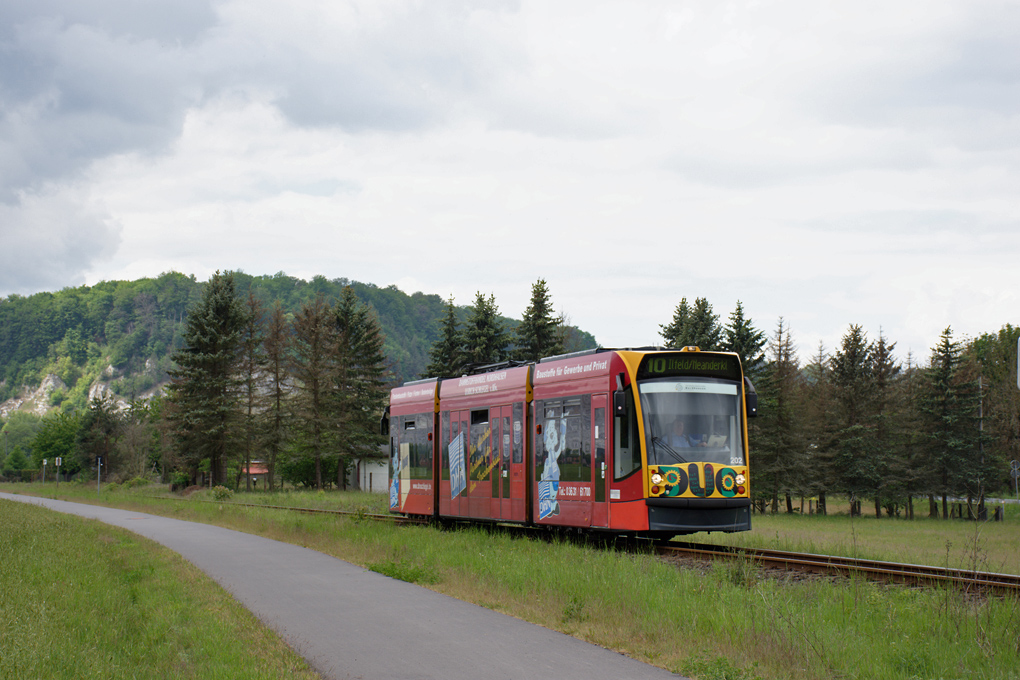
[591,395,609,528]
[494,405,524,520]
[493,406,507,519]
[447,410,470,518]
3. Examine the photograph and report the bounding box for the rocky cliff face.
[0,374,68,418]
[0,375,165,419]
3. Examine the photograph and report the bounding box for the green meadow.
[4,483,1020,680]
[0,497,319,680]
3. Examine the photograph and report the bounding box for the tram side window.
[400,416,431,480]
[441,413,454,480]
[414,414,433,479]
[469,409,492,481]
[614,389,641,480]
[535,398,591,484]
[512,401,524,464]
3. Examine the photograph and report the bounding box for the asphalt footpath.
[1,493,684,680]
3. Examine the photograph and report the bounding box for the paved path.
[1,493,683,680]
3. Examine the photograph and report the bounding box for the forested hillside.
[0,271,596,413]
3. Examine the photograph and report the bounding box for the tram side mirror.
[380,410,390,435]
[613,390,627,416]
[743,377,758,418]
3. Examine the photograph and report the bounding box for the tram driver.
[668,418,705,448]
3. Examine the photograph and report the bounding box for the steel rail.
[661,541,1020,594]
[141,494,428,524]
[141,495,1019,593]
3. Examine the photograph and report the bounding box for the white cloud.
[0,187,120,293]
[0,0,1017,367]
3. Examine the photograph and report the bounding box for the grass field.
[0,497,319,680]
[4,482,1020,680]
[705,499,1020,575]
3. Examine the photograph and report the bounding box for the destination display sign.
[390,380,438,409]
[440,366,529,401]
[637,353,742,382]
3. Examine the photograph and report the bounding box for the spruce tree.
[660,297,722,350]
[688,298,723,350]
[515,279,564,362]
[723,300,766,379]
[829,324,878,515]
[463,292,508,366]
[425,296,464,377]
[969,324,1019,502]
[870,330,903,517]
[800,341,835,514]
[238,291,267,491]
[660,298,692,348]
[167,271,247,486]
[753,319,805,513]
[920,327,987,518]
[262,301,291,491]
[332,286,389,489]
[289,293,334,490]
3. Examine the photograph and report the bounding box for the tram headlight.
[650,473,663,485]
[736,474,746,485]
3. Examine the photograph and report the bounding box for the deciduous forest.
[0,272,594,489]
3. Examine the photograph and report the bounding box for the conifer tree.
[76,394,123,479]
[660,297,722,350]
[969,324,1019,505]
[425,296,464,378]
[689,297,723,351]
[800,341,835,514]
[898,352,928,519]
[167,271,247,486]
[723,300,766,379]
[238,291,267,491]
[920,327,987,518]
[262,301,291,491]
[463,292,509,366]
[829,324,878,515]
[660,298,692,348]
[289,293,334,490]
[332,286,389,490]
[515,279,564,362]
[869,330,903,517]
[753,318,805,513]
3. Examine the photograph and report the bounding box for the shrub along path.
[0,492,683,680]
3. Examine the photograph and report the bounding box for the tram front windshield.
[638,379,745,467]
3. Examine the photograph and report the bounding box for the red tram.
[386,347,756,538]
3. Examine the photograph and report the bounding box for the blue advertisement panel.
[449,431,466,499]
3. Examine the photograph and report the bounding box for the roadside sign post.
[97,456,102,494]
[42,459,47,484]
[1012,460,1020,501]
[55,457,61,489]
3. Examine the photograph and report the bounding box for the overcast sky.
[1,0,1018,363]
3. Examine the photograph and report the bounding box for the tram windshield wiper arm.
[651,436,688,464]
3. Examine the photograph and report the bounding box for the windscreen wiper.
[651,436,688,464]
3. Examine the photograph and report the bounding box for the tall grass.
[702,505,1020,575]
[0,499,319,680]
[6,483,1020,679]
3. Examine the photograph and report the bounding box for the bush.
[212,485,233,501]
[125,476,150,488]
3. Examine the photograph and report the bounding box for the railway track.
[660,541,1020,595]
[146,495,1020,594]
